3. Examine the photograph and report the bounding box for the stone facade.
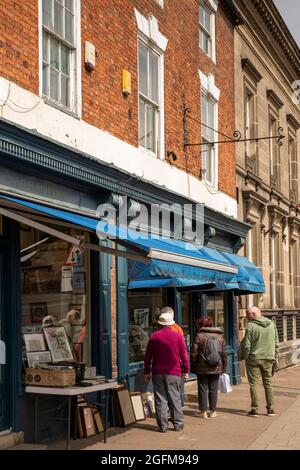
[234,0,300,371]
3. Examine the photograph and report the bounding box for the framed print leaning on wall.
[43,326,74,363]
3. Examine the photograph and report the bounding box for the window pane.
[50,68,59,101]
[61,74,70,107]
[42,62,49,96]
[65,10,74,43]
[200,5,205,26]
[42,31,49,63]
[146,104,154,152]
[149,51,158,103]
[61,44,70,74]
[204,8,211,32]
[207,100,214,140]
[50,37,60,69]
[65,0,74,12]
[54,0,63,36]
[201,31,209,54]
[20,227,90,364]
[138,99,146,148]
[43,0,52,28]
[138,43,148,97]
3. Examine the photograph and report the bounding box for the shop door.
[0,249,10,432]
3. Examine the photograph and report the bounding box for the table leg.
[67,396,72,450]
[104,389,108,444]
[34,395,38,444]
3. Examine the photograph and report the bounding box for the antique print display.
[43,326,74,362]
[24,333,47,352]
[133,308,150,328]
[27,351,52,367]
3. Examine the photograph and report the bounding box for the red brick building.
[0,1,258,443]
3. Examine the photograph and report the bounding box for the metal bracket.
[183,106,285,148]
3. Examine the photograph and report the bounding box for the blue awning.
[0,195,264,294]
[221,252,265,294]
[128,254,239,290]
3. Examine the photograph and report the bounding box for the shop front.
[120,237,265,390]
[0,120,263,442]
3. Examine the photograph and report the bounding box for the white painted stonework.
[0,76,237,218]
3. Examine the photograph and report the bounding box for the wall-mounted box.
[122,70,131,96]
[85,42,96,72]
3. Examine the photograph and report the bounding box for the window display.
[20,225,90,363]
[128,288,168,363]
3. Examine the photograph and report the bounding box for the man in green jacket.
[238,307,279,418]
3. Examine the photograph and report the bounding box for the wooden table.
[26,382,118,450]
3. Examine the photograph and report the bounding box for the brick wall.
[0,0,236,198]
[0,1,39,94]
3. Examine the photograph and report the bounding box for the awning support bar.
[85,243,150,263]
[0,206,81,246]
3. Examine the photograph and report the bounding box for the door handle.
[0,340,6,365]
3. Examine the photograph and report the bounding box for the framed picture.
[30,302,48,324]
[130,393,145,421]
[43,326,74,363]
[27,351,52,367]
[133,308,150,328]
[24,333,46,352]
[116,389,136,426]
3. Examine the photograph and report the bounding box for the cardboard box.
[25,368,75,387]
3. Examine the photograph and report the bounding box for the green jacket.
[238,316,279,362]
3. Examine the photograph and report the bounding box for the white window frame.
[138,38,162,157]
[134,9,167,160]
[199,0,217,63]
[155,0,164,7]
[199,71,220,189]
[38,0,82,117]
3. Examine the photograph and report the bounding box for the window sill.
[138,146,163,160]
[199,46,216,64]
[42,96,80,120]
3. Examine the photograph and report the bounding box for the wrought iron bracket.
[183,106,285,148]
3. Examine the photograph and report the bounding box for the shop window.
[41,0,79,112]
[270,231,283,308]
[204,293,228,340]
[128,288,168,363]
[20,225,90,364]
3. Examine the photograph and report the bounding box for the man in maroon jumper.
[144,312,189,433]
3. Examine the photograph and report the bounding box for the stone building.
[234,0,300,370]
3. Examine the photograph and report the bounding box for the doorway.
[0,246,11,432]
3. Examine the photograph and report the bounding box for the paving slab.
[38,366,300,450]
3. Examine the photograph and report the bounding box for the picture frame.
[30,302,48,324]
[26,351,52,367]
[116,389,136,426]
[24,333,46,352]
[43,326,74,363]
[133,308,150,328]
[130,393,145,421]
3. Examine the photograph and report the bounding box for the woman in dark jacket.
[190,317,227,418]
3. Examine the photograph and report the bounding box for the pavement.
[12,365,300,451]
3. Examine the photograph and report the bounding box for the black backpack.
[200,333,222,367]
